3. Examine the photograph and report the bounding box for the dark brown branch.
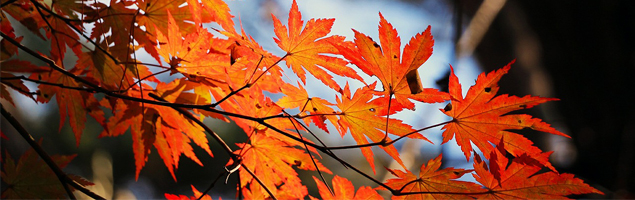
[29,0,119,63]
[1,76,98,92]
[1,104,105,200]
[1,0,19,8]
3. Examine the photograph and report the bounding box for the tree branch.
[1,104,105,200]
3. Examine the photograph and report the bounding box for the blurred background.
[1,0,633,199]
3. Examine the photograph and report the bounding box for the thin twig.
[196,170,227,200]
[211,54,284,108]
[1,76,97,92]
[1,104,106,200]
[240,164,278,200]
[149,93,276,200]
[282,110,334,196]
[148,93,237,161]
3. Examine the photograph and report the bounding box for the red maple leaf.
[441,61,569,169]
[471,141,604,199]
[333,13,449,110]
[336,83,430,173]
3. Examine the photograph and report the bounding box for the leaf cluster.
[0,0,602,199]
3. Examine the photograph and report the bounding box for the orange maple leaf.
[336,83,430,173]
[472,141,603,199]
[380,154,485,199]
[273,0,363,90]
[75,46,158,91]
[187,0,235,33]
[441,60,569,169]
[312,175,382,200]
[165,185,214,200]
[334,13,448,109]
[136,0,201,37]
[100,80,212,181]
[89,0,160,63]
[155,11,231,77]
[277,83,338,133]
[232,133,331,199]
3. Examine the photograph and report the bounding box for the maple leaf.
[242,182,268,200]
[222,24,283,74]
[1,0,46,40]
[231,133,331,199]
[277,83,338,133]
[336,83,430,173]
[380,154,485,199]
[273,0,363,90]
[241,179,310,200]
[155,11,231,78]
[312,175,382,200]
[220,90,318,149]
[1,147,93,199]
[0,13,23,60]
[441,61,569,169]
[36,69,106,146]
[43,7,83,66]
[1,73,31,106]
[136,0,196,36]
[472,141,603,199]
[50,0,94,20]
[100,80,212,180]
[0,60,44,105]
[75,46,158,91]
[165,185,214,200]
[88,0,159,62]
[187,0,235,33]
[334,13,448,109]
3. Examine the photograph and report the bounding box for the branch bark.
[1,104,106,200]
